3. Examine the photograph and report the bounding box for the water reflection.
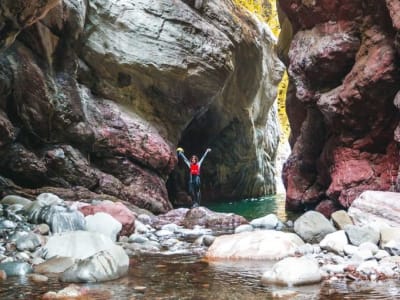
[1,253,400,299]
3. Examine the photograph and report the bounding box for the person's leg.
[189,176,197,207]
[191,176,200,207]
[195,176,201,206]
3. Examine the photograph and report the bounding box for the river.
[1,195,400,299]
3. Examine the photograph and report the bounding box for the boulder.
[261,257,322,286]
[250,214,283,230]
[348,191,400,227]
[183,207,248,232]
[60,247,129,283]
[85,212,122,241]
[1,195,32,209]
[331,210,353,230]
[43,231,129,282]
[44,231,119,260]
[28,201,86,233]
[319,230,349,256]
[206,230,304,260]
[79,201,135,236]
[345,225,380,246]
[294,211,336,243]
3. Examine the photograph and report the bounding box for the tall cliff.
[0,0,284,213]
[278,0,400,212]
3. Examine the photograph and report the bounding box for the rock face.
[279,0,400,211]
[0,0,283,212]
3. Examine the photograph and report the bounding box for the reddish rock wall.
[279,0,400,211]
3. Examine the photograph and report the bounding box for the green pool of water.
[204,194,297,221]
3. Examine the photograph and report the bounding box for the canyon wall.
[0,0,284,212]
[278,0,400,213]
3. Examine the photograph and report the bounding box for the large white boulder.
[206,230,304,260]
[43,231,129,282]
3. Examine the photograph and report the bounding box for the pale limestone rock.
[319,230,349,256]
[206,230,304,260]
[85,212,122,241]
[261,257,322,286]
[250,214,283,230]
[44,230,122,260]
[348,191,400,227]
[60,246,129,282]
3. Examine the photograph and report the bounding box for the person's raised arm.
[177,148,190,168]
[198,148,211,166]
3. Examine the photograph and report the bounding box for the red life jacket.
[190,163,200,175]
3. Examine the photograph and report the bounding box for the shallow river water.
[1,195,400,299]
